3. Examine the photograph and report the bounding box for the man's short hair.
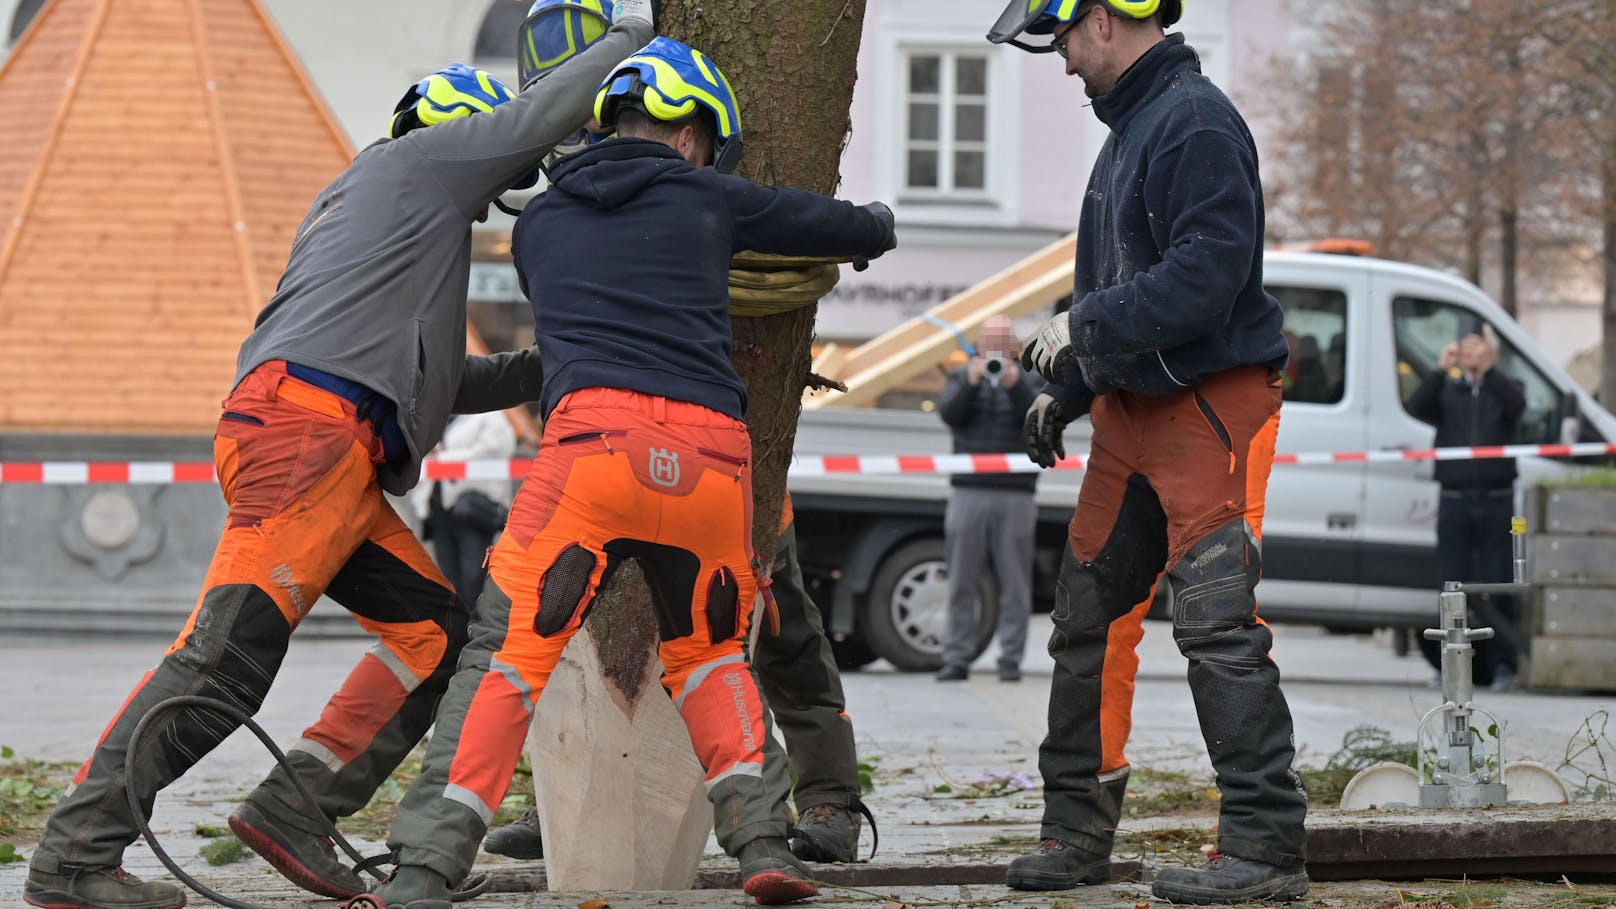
[616,107,716,146]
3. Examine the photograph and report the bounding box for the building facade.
[4,0,1305,351]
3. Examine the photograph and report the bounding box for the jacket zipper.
[1193,391,1237,475]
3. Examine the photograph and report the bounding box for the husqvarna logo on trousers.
[649,447,681,487]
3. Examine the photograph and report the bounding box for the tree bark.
[582,0,869,696]
[664,0,868,563]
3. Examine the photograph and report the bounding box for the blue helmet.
[988,0,1182,52]
[389,63,540,190]
[518,0,614,91]
[593,37,744,174]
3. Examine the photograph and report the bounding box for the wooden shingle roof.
[0,0,355,434]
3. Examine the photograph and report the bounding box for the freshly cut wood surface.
[528,626,711,891]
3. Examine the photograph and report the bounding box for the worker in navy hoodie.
[988,0,1308,904]
[357,38,895,909]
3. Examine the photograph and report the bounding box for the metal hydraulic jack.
[1340,517,1568,810]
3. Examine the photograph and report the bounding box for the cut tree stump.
[527,587,711,891]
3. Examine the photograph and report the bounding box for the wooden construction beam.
[804,231,1077,409]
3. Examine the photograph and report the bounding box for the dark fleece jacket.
[1050,33,1287,412]
[512,137,890,420]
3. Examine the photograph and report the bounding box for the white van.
[789,251,1616,671]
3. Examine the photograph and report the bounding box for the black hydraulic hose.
[124,695,491,908]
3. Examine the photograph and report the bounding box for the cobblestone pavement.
[4,617,1612,907]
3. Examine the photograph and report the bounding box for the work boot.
[1150,853,1309,904]
[1005,838,1110,890]
[228,798,365,899]
[790,803,859,863]
[23,865,186,909]
[343,865,451,909]
[738,837,819,905]
[481,803,543,858]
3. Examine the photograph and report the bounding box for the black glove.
[853,202,897,272]
[1024,392,1071,469]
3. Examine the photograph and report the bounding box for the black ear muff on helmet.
[389,86,425,139]
[592,37,746,174]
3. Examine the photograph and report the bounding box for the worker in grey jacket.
[935,316,1046,683]
[21,6,654,909]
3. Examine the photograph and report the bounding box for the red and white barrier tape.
[3,442,1614,485]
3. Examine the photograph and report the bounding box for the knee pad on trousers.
[1169,522,1266,668]
[535,543,596,637]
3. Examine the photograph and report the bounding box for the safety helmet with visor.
[987,0,1182,53]
[593,37,744,174]
[517,0,614,89]
[519,0,617,160]
[389,63,541,191]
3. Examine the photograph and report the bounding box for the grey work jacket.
[233,18,653,495]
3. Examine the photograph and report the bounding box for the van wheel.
[862,538,997,672]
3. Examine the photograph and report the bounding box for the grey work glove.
[853,202,897,272]
[1021,310,1079,384]
[611,0,659,27]
[1024,392,1071,469]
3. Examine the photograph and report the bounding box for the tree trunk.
[1601,133,1616,407]
[572,0,869,705]
[1464,194,1484,286]
[665,0,869,562]
[1499,206,1518,317]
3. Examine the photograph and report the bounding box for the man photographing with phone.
[1407,321,1527,690]
[935,316,1045,683]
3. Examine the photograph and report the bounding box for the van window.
[1392,296,1567,444]
[1268,285,1346,404]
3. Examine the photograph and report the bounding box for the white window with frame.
[901,48,991,200]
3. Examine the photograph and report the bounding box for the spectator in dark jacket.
[935,316,1046,683]
[1406,323,1526,689]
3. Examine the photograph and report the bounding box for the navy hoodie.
[1053,33,1287,406]
[512,137,890,420]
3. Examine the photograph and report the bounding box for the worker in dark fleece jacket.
[988,0,1306,904]
[362,38,895,909]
